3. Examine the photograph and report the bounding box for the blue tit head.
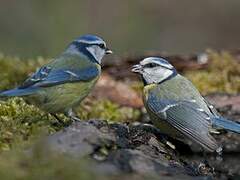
[132,57,177,85]
[66,34,113,64]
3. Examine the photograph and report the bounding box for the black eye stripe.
[72,41,106,48]
[73,41,105,49]
[145,63,158,68]
[85,43,105,48]
[98,43,105,49]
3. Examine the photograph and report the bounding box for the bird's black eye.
[145,63,157,68]
[99,43,105,49]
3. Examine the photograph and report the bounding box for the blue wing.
[0,65,99,97]
[19,65,99,88]
[147,94,219,152]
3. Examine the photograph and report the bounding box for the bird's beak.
[131,64,143,73]
[105,48,113,54]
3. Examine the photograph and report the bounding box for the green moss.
[185,51,240,95]
[0,98,140,152]
[78,99,141,122]
[1,54,64,151]
[0,98,71,152]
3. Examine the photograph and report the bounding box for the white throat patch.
[143,67,175,84]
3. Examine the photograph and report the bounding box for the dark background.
[0,0,240,58]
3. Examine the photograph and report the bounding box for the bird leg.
[67,109,82,122]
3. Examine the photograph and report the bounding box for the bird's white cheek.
[160,69,173,79]
[86,46,97,59]
[97,49,105,59]
[143,68,173,84]
[86,46,105,63]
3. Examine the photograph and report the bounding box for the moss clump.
[185,51,240,95]
[78,99,141,122]
[0,97,140,152]
[0,98,70,152]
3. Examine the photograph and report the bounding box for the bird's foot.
[66,109,82,122]
[70,116,82,122]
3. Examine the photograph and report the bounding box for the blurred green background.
[0,0,240,58]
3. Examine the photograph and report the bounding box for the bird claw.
[67,109,82,122]
[70,116,82,122]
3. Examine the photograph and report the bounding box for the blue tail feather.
[0,88,38,97]
[212,117,240,134]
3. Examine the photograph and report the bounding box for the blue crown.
[142,57,174,69]
[75,34,104,44]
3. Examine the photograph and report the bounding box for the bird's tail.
[0,88,38,97]
[212,117,240,134]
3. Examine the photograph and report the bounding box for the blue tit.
[0,34,112,120]
[132,57,240,152]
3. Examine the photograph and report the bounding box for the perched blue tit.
[0,34,112,120]
[132,57,240,152]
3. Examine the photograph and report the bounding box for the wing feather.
[19,66,99,89]
[147,95,219,151]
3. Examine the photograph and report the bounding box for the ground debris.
[46,119,213,179]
